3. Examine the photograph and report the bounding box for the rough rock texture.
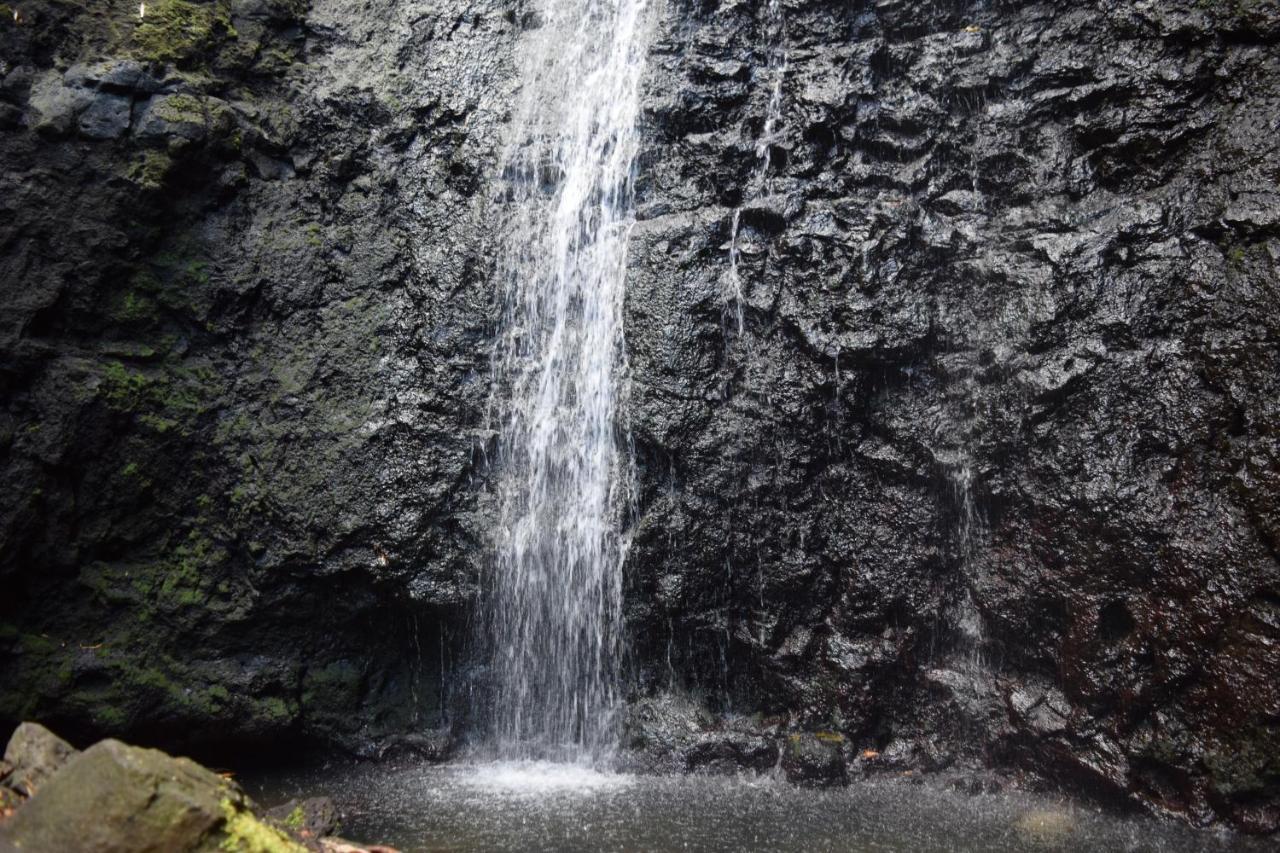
[0,0,515,757]
[1,722,78,797]
[623,0,1280,833]
[781,732,848,787]
[264,796,339,841]
[621,694,782,776]
[0,736,304,852]
[1,0,1278,836]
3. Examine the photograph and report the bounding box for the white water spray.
[484,0,652,765]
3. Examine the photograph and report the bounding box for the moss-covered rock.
[0,737,304,852]
[263,797,339,841]
[218,797,307,853]
[1203,726,1280,799]
[131,0,237,67]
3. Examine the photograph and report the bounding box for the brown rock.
[2,723,78,798]
[0,738,303,852]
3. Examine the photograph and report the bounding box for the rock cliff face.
[0,0,515,756]
[623,0,1280,832]
[1,0,1278,834]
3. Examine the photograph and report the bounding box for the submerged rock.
[318,841,401,853]
[1014,808,1077,846]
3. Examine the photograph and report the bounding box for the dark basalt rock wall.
[624,0,1280,832]
[1,0,1278,834]
[0,0,515,756]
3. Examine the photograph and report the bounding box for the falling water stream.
[238,8,1276,851]
[483,0,652,765]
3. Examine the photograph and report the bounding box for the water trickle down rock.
[724,0,788,337]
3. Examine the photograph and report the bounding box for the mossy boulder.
[0,737,303,852]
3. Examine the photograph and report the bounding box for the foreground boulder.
[0,737,304,852]
[1,723,78,798]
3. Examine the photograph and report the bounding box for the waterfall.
[724,0,787,333]
[483,0,652,765]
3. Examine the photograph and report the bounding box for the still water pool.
[246,760,1267,853]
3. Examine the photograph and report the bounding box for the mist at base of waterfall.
[458,760,633,794]
[245,761,1265,853]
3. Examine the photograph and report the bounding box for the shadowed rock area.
[0,0,516,757]
[0,0,1278,837]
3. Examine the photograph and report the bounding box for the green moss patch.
[132,0,236,66]
[1203,726,1280,798]
[124,150,174,190]
[96,360,218,436]
[219,798,308,852]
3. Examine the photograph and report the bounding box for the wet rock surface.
[0,0,1277,836]
[621,694,782,776]
[265,796,340,840]
[781,732,848,787]
[0,0,515,757]
[622,0,1280,833]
